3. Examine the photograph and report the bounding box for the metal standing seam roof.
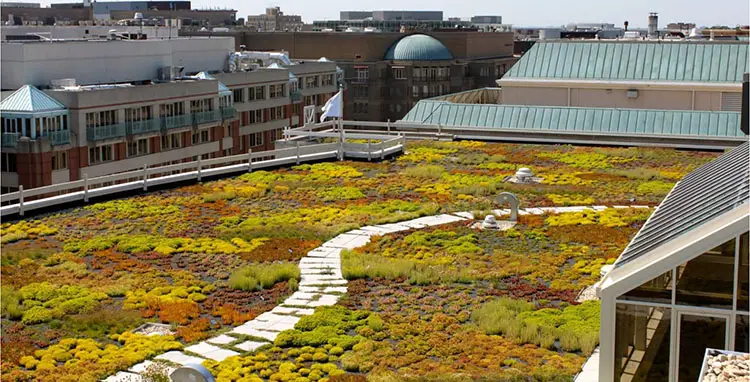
[384,34,453,61]
[0,85,67,114]
[504,41,750,83]
[401,100,745,138]
[614,141,749,267]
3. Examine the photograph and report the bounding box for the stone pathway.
[103,205,649,381]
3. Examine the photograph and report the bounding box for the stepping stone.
[592,206,608,211]
[538,207,557,214]
[289,292,320,300]
[358,225,398,235]
[322,234,371,249]
[517,210,530,215]
[525,208,545,215]
[411,214,466,226]
[453,211,475,219]
[185,342,240,362]
[299,279,347,286]
[373,223,410,232]
[103,371,143,382]
[297,286,324,293]
[613,205,630,209]
[235,341,269,352]
[323,286,347,294]
[206,334,236,345]
[631,205,650,209]
[272,306,315,316]
[307,294,340,307]
[556,206,592,212]
[265,321,298,332]
[346,229,379,236]
[229,327,279,341]
[282,298,312,306]
[401,221,428,229]
[155,351,205,366]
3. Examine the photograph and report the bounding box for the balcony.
[221,107,236,120]
[48,130,70,146]
[2,133,19,148]
[87,123,127,142]
[192,110,221,126]
[127,119,161,136]
[160,114,192,133]
[290,91,302,102]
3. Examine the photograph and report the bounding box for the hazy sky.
[45,0,750,27]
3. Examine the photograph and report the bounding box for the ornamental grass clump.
[229,262,300,291]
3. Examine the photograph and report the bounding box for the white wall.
[0,26,179,40]
[1,37,234,89]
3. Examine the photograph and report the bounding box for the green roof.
[0,85,67,114]
[504,41,749,83]
[384,34,453,61]
[401,100,744,138]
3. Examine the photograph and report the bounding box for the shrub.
[229,262,300,291]
[402,165,446,179]
[202,191,236,203]
[21,306,55,324]
[288,278,299,292]
[319,187,366,201]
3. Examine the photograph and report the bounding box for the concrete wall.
[1,37,234,90]
[1,25,179,40]
[501,85,735,111]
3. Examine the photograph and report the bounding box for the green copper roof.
[401,100,744,138]
[385,34,453,61]
[0,85,67,114]
[504,41,749,83]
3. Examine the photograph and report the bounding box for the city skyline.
[33,0,750,27]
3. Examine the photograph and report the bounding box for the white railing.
[1,139,405,217]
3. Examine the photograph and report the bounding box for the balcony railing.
[160,114,193,133]
[221,107,236,120]
[127,119,161,135]
[2,133,19,148]
[290,91,302,102]
[192,110,221,126]
[87,123,127,142]
[48,130,70,146]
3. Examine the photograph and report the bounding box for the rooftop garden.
[0,141,718,381]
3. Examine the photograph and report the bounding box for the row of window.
[1,115,69,138]
[85,99,215,128]
[412,67,450,81]
[239,106,287,127]
[0,152,65,173]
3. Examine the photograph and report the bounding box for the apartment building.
[0,37,338,193]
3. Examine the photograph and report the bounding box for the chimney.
[742,72,748,135]
[648,12,658,39]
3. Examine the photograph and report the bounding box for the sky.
[43,0,750,28]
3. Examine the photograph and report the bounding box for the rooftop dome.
[384,34,453,61]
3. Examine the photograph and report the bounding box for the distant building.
[447,17,461,22]
[2,2,40,8]
[471,15,502,24]
[498,40,748,112]
[312,19,475,33]
[1,5,92,25]
[1,25,179,40]
[667,22,695,32]
[51,1,191,20]
[246,7,303,32]
[182,30,518,122]
[339,11,373,20]
[110,9,236,26]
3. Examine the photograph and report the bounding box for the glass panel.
[739,232,748,311]
[676,238,736,309]
[736,314,749,352]
[620,270,673,304]
[678,314,726,382]
[615,304,671,382]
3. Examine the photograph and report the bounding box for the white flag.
[320,90,343,122]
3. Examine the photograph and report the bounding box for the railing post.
[401,133,407,152]
[142,165,148,191]
[18,185,24,217]
[83,173,89,203]
[381,142,385,160]
[338,121,344,161]
[387,119,391,135]
[247,149,253,172]
[367,140,372,161]
[197,157,202,182]
[437,124,442,140]
[296,140,301,165]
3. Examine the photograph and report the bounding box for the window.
[127,138,149,157]
[249,132,264,147]
[615,304,671,381]
[125,106,151,122]
[676,238,736,309]
[355,67,369,82]
[322,74,334,86]
[270,128,284,141]
[269,84,285,98]
[224,125,233,137]
[159,102,184,117]
[248,109,264,124]
[89,144,115,164]
[247,86,265,101]
[392,66,405,79]
[2,153,17,172]
[190,98,213,113]
[232,88,245,103]
[269,106,284,120]
[293,104,301,116]
[480,66,491,77]
[304,95,317,106]
[496,64,506,77]
[412,85,420,97]
[353,103,368,114]
[353,86,369,99]
[85,110,117,128]
[305,76,318,89]
[192,129,210,144]
[161,132,183,150]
